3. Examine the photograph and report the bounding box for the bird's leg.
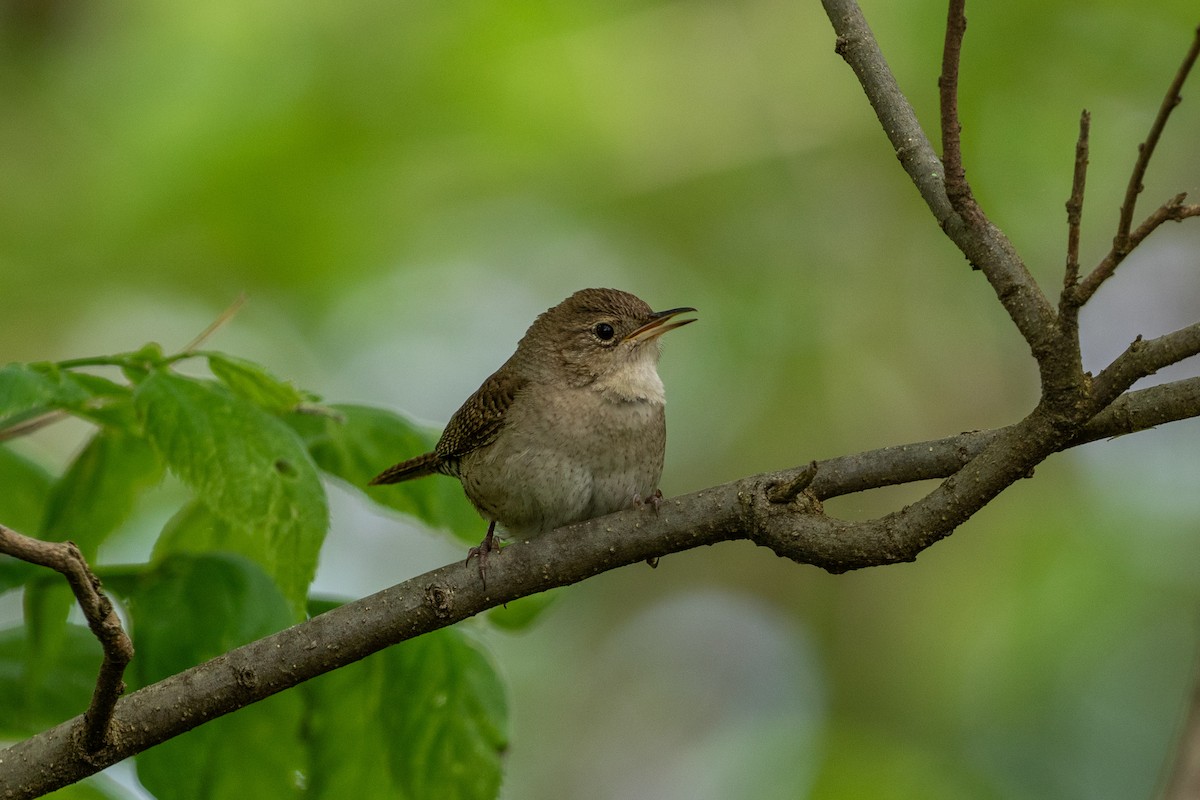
[631,489,663,513]
[465,520,500,586]
[632,490,665,568]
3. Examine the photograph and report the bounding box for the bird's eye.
[593,322,616,342]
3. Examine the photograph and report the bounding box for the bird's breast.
[458,386,667,538]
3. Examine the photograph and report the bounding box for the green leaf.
[302,625,509,800]
[0,362,83,420]
[125,552,294,686]
[0,363,49,417]
[56,373,138,432]
[152,500,232,558]
[0,363,136,433]
[0,557,38,595]
[0,624,102,739]
[207,353,317,414]
[485,589,559,632]
[3,429,158,686]
[0,446,53,592]
[134,371,328,615]
[154,500,323,620]
[286,403,430,488]
[125,553,305,800]
[20,580,76,701]
[0,446,52,532]
[40,428,163,557]
[288,404,483,545]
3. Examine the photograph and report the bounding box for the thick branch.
[822,0,948,221]
[1092,323,1200,412]
[3,6,1197,798]
[3,377,1199,797]
[0,526,133,753]
[788,376,1200,503]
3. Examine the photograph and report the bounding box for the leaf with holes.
[134,370,328,615]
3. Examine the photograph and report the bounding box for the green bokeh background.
[3,0,1199,797]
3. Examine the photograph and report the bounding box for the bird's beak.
[625,307,698,343]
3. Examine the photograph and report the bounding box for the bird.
[369,288,695,578]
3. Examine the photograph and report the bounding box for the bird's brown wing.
[369,366,527,485]
[435,367,527,461]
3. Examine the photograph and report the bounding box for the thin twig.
[765,460,818,503]
[1076,26,1200,305]
[823,0,1058,370]
[1060,109,1091,317]
[182,292,248,353]
[822,0,953,224]
[0,410,68,442]
[1115,26,1200,251]
[938,0,981,222]
[0,525,134,752]
[1078,195,1200,303]
[0,293,251,443]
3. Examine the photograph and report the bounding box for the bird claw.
[465,521,500,587]
[633,490,665,568]
[632,488,664,514]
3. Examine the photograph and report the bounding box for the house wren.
[370,288,695,573]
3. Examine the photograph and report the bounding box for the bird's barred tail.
[368,452,443,485]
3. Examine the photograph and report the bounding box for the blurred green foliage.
[1,0,1199,798]
[0,350,509,798]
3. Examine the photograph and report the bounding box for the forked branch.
[2,4,1199,798]
[0,525,133,753]
[1115,26,1200,251]
[3,374,1200,798]
[1073,26,1200,307]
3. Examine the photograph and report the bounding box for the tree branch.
[1077,194,1200,305]
[3,376,1200,797]
[0,525,133,754]
[823,0,1063,386]
[1074,26,1200,306]
[0,410,67,443]
[1092,323,1200,412]
[4,4,1198,797]
[938,0,980,222]
[823,0,949,222]
[1115,26,1200,255]
[787,376,1200,503]
[1060,109,1090,321]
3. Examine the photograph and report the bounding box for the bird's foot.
[632,488,664,514]
[465,521,501,587]
[632,490,665,568]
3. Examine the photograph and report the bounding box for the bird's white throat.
[593,348,666,404]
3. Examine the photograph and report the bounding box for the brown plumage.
[370,288,695,574]
[369,368,526,484]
